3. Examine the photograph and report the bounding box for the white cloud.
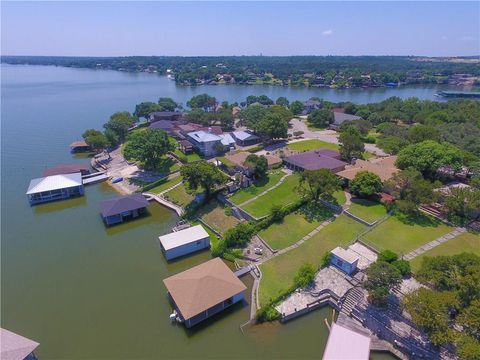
[322,29,333,36]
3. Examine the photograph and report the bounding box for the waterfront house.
[330,111,362,130]
[284,149,346,173]
[187,130,235,157]
[100,193,149,225]
[69,140,91,153]
[302,99,322,115]
[222,151,282,175]
[330,247,359,275]
[26,173,84,205]
[232,130,260,146]
[163,257,247,328]
[149,120,178,135]
[337,156,399,182]
[159,225,210,260]
[322,323,371,360]
[148,111,184,122]
[42,164,90,177]
[1,327,40,360]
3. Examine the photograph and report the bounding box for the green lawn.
[259,205,333,250]
[410,232,480,272]
[259,215,365,305]
[242,175,301,218]
[332,190,346,206]
[174,149,202,162]
[229,171,285,205]
[362,214,453,255]
[287,139,339,152]
[197,200,240,235]
[347,199,388,224]
[163,184,195,207]
[149,176,183,194]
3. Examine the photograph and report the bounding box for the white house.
[26,172,84,205]
[330,247,359,275]
[187,130,235,157]
[159,225,210,260]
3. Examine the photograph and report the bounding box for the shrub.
[247,144,265,153]
[378,250,399,263]
[392,260,411,276]
[368,287,389,307]
[294,263,316,288]
[321,251,332,268]
[223,222,255,248]
[256,305,281,323]
[270,204,285,223]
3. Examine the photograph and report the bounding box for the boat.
[111,177,123,184]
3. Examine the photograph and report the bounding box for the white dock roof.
[331,247,359,265]
[159,225,210,251]
[26,172,83,194]
[1,327,40,360]
[323,323,370,360]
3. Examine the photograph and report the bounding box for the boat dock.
[234,266,253,278]
[437,90,480,98]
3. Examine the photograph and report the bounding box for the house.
[149,120,178,134]
[232,130,261,146]
[99,193,149,225]
[284,149,346,173]
[69,140,91,153]
[337,156,399,182]
[178,140,194,154]
[200,126,223,136]
[330,247,359,275]
[176,123,203,137]
[330,111,362,130]
[159,225,210,260]
[148,111,183,123]
[322,323,371,360]
[223,151,282,175]
[26,172,84,205]
[163,257,247,328]
[1,327,40,360]
[302,99,322,115]
[42,164,90,177]
[187,130,235,157]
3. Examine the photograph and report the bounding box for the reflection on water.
[32,195,88,214]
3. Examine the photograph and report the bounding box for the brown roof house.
[337,156,399,182]
[163,257,247,328]
[284,149,346,173]
[225,152,282,172]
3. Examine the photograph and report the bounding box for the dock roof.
[99,193,149,217]
[322,323,370,360]
[69,140,89,148]
[159,225,210,251]
[1,328,40,360]
[163,257,247,320]
[26,173,83,195]
[42,164,90,177]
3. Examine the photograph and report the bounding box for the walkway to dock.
[403,227,466,260]
[143,192,184,216]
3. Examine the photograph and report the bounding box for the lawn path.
[403,227,467,260]
[237,171,292,207]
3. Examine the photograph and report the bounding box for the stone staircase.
[340,287,365,318]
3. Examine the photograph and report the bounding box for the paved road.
[289,118,388,156]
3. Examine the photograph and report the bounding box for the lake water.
[0,63,455,359]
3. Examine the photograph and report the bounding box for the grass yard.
[197,200,240,235]
[259,215,365,305]
[229,171,285,205]
[287,139,339,152]
[410,232,480,272]
[332,190,346,205]
[149,176,183,194]
[258,205,333,250]
[163,184,194,207]
[242,174,301,218]
[173,149,202,162]
[362,213,453,255]
[347,199,388,224]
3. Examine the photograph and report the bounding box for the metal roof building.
[1,327,40,360]
[284,149,346,172]
[100,193,149,226]
[323,323,371,360]
[26,173,84,205]
[159,225,210,260]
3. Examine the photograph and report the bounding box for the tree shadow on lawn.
[395,211,442,228]
[351,198,381,207]
[299,203,334,222]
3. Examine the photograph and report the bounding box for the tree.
[103,111,135,142]
[456,334,480,360]
[157,97,177,112]
[290,100,304,115]
[256,112,288,141]
[458,299,480,339]
[408,124,440,143]
[238,105,267,131]
[187,94,216,112]
[133,102,160,119]
[298,169,341,203]
[308,109,334,128]
[403,288,458,346]
[444,187,480,223]
[82,129,108,152]
[180,161,227,199]
[339,126,365,161]
[396,140,464,178]
[376,136,410,155]
[275,96,289,107]
[349,171,382,197]
[294,263,316,288]
[364,261,402,306]
[122,129,173,169]
[104,128,120,147]
[378,250,398,263]
[244,154,268,179]
[186,108,208,125]
[223,222,255,248]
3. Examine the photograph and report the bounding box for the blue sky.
[2,1,479,56]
